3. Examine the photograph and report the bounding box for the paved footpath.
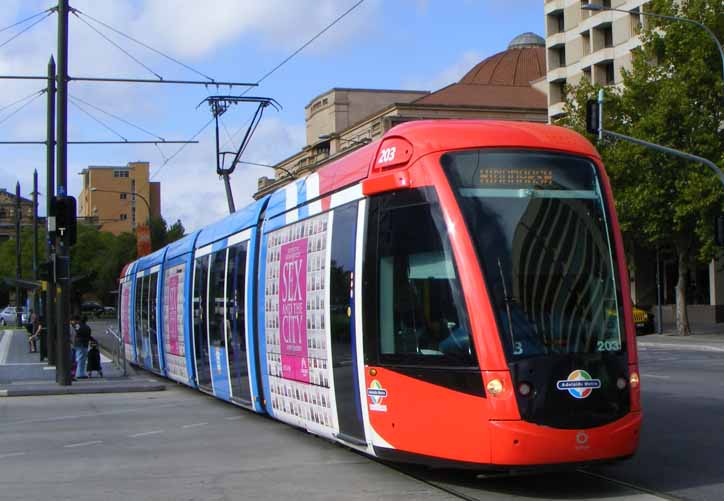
[0,329,163,396]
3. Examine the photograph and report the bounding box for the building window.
[582,66,592,83]
[581,30,591,56]
[120,193,127,199]
[120,214,128,221]
[630,7,642,36]
[547,10,564,35]
[113,170,129,178]
[594,61,615,85]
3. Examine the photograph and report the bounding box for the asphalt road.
[0,337,721,500]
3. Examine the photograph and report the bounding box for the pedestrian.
[37,315,47,361]
[73,316,92,379]
[27,310,38,353]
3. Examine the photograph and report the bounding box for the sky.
[0,0,543,232]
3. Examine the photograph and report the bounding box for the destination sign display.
[478,167,554,187]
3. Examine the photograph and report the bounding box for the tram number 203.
[597,340,621,352]
[378,147,397,163]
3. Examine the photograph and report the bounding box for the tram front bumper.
[488,412,641,466]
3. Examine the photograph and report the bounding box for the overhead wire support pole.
[200,96,281,214]
[56,0,71,386]
[70,77,257,87]
[46,56,56,367]
[0,140,198,145]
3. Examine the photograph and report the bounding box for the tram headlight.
[487,379,504,396]
[517,382,533,397]
[629,372,640,388]
[616,377,627,390]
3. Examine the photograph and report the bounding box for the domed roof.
[460,34,546,87]
[508,32,545,49]
[412,33,547,110]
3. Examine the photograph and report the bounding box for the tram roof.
[195,195,269,248]
[165,230,200,260]
[264,120,598,217]
[136,246,167,271]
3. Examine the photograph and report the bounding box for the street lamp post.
[582,4,724,103]
[90,188,153,256]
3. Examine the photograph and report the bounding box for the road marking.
[638,342,724,353]
[0,452,26,459]
[224,416,242,421]
[642,374,671,379]
[182,422,208,429]
[129,430,164,438]
[579,469,681,501]
[0,401,183,428]
[64,440,103,448]
[0,330,16,365]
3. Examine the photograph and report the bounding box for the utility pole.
[55,0,71,385]
[15,182,21,327]
[46,56,56,366]
[32,169,38,310]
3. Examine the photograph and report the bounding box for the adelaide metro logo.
[367,380,388,412]
[556,370,601,399]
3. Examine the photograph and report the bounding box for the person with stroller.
[73,316,92,379]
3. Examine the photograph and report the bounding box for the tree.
[149,216,186,251]
[560,0,724,335]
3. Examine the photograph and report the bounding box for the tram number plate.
[597,340,621,352]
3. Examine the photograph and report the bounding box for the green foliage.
[150,216,186,251]
[0,228,47,283]
[561,0,724,262]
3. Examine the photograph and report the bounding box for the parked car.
[103,305,116,316]
[633,305,655,335]
[0,306,28,326]
[80,301,105,317]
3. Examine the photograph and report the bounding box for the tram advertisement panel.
[265,213,337,433]
[279,239,309,382]
[121,280,132,358]
[163,263,189,383]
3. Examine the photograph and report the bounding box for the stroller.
[86,338,103,378]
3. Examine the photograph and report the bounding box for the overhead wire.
[150,117,215,180]
[0,88,47,116]
[0,10,54,51]
[72,8,216,82]
[0,7,55,35]
[69,93,165,141]
[71,11,163,80]
[69,97,128,141]
[240,0,365,96]
[0,89,46,127]
[222,0,367,160]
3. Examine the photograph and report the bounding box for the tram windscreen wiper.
[496,258,517,355]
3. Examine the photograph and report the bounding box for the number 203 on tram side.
[118,120,641,470]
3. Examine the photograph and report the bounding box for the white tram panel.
[265,211,339,437]
[162,262,189,383]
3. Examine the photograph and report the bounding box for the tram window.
[148,273,157,337]
[366,189,476,366]
[193,257,209,347]
[209,250,227,348]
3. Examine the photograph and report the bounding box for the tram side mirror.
[585,100,599,135]
[716,215,724,246]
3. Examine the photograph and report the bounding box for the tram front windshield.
[441,149,625,360]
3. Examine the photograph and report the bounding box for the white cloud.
[402,50,483,91]
[153,115,304,232]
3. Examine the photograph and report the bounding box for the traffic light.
[52,195,77,246]
[585,99,599,135]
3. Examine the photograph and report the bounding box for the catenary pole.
[15,182,21,327]
[55,0,71,385]
[45,55,56,366]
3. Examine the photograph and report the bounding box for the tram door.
[330,202,366,444]
[227,241,252,404]
[193,255,212,391]
[148,273,160,371]
[133,275,144,365]
[208,250,231,400]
